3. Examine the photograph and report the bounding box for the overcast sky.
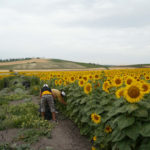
[0,0,150,65]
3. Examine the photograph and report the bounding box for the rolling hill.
[0,58,108,70]
[0,58,149,71]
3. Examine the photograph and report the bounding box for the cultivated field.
[0,67,150,150]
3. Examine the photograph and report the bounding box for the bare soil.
[32,117,91,150]
[0,129,20,144]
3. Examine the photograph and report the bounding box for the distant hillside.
[0,58,149,70]
[0,58,108,70]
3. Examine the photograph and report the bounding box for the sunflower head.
[55,80,58,86]
[115,87,125,99]
[102,81,111,93]
[84,83,92,94]
[91,146,96,150]
[91,113,101,124]
[93,136,97,141]
[58,79,62,86]
[124,82,144,103]
[78,79,85,87]
[104,125,112,133]
[125,76,135,86]
[69,76,75,83]
[78,75,82,80]
[145,75,150,80]
[112,76,123,87]
[83,75,89,82]
[141,81,150,94]
[94,74,100,80]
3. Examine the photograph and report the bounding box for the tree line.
[0,58,32,62]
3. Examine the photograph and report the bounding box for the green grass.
[50,59,70,63]
[75,62,107,68]
[51,59,107,69]
[116,64,150,68]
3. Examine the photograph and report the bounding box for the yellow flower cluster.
[2,68,149,102]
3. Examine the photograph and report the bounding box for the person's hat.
[43,84,48,87]
[61,91,66,97]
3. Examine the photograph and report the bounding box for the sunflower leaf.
[107,105,127,118]
[115,140,132,150]
[126,104,139,114]
[117,116,135,130]
[140,123,150,137]
[124,122,141,141]
[132,108,148,118]
[100,98,110,106]
[138,139,150,150]
[112,131,125,142]
[138,101,150,109]
[80,97,88,104]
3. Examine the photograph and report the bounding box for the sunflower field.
[1,68,150,150]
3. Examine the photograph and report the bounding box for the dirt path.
[32,115,91,150]
[0,115,91,150]
[1,96,91,150]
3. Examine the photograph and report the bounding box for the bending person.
[52,89,67,105]
[40,84,56,121]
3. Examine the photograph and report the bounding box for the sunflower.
[84,83,92,94]
[58,79,63,86]
[112,76,123,87]
[136,78,140,82]
[93,136,97,141]
[125,76,135,86]
[83,75,89,82]
[92,146,96,150]
[57,74,60,78]
[124,82,144,103]
[145,75,150,81]
[63,76,68,82]
[78,75,82,80]
[69,76,76,83]
[78,79,85,87]
[141,81,150,94]
[88,74,93,80]
[55,80,58,86]
[102,81,111,93]
[94,74,100,80]
[91,113,101,124]
[115,87,125,99]
[104,125,112,133]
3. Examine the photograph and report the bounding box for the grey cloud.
[0,0,150,65]
[1,0,150,28]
